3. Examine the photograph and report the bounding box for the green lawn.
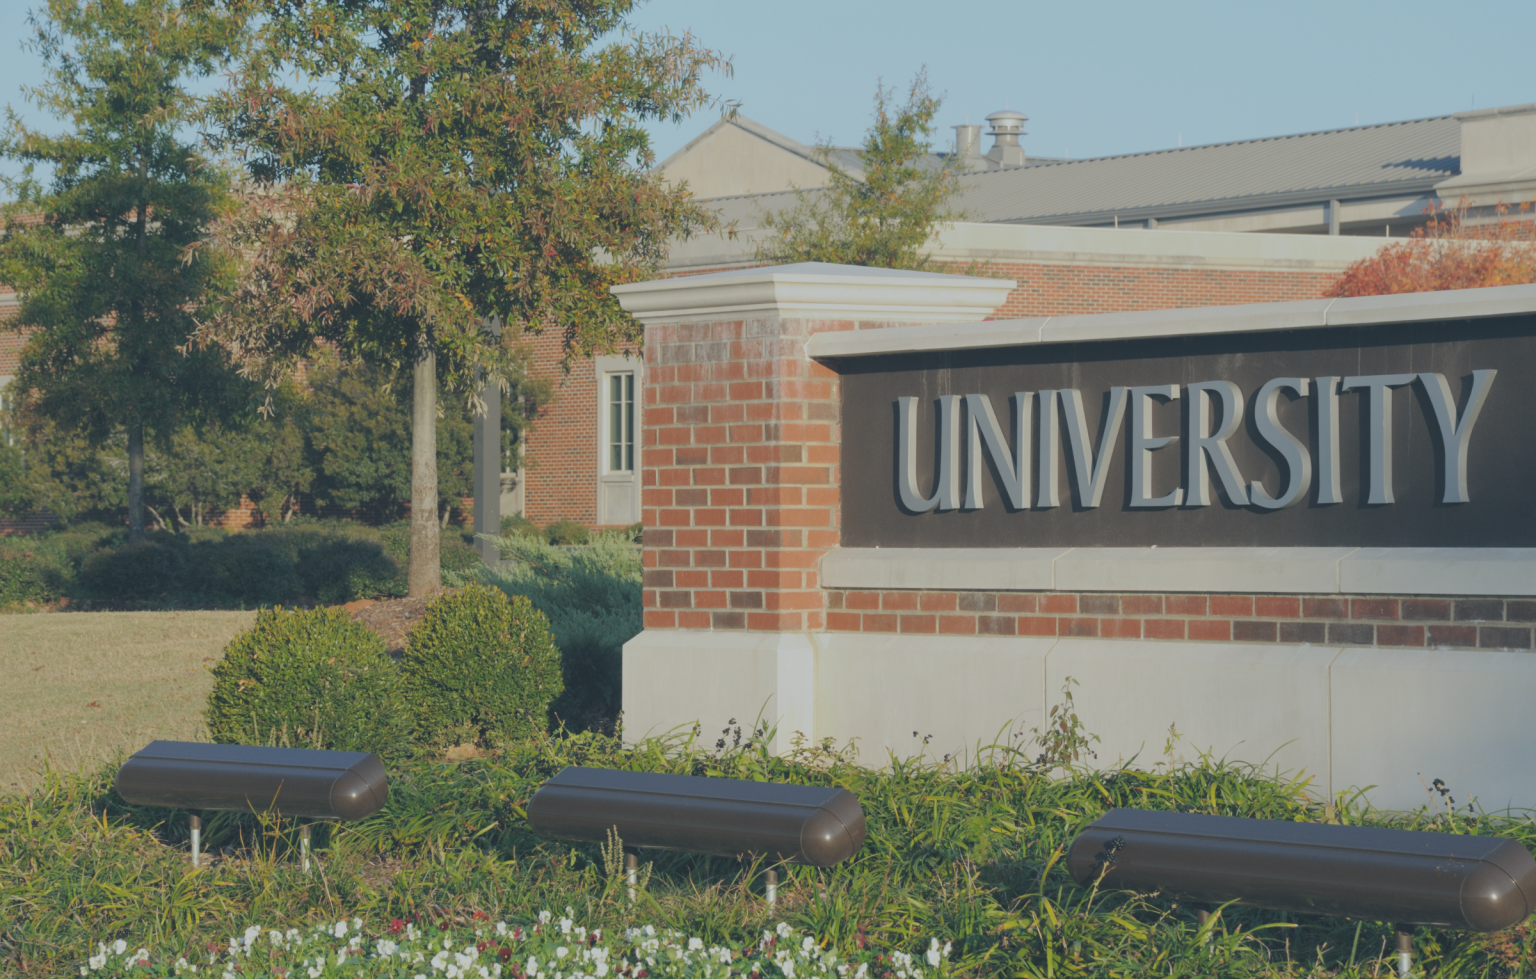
[0,610,254,793]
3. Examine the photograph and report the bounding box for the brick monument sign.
[613,263,1536,812]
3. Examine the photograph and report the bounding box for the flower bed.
[78,911,951,979]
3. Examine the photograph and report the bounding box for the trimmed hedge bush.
[399,583,564,749]
[186,539,305,607]
[0,538,72,607]
[542,519,589,545]
[205,606,413,760]
[78,540,185,601]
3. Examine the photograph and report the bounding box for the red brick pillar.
[611,263,1014,748]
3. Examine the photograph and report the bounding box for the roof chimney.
[985,109,1027,167]
[953,123,984,166]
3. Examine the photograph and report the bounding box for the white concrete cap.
[821,547,1066,591]
[822,546,1536,595]
[1052,547,1357,594]
[1338,548,1536,596]
[805,282,1536,360]
[611,261,1016,325]
[808,316,1049,358]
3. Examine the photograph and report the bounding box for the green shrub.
[77,540,186,602]
[185,539,304,607]
[441,530,483,575]
[205,606,412,759]
[624,521,644,543]
[49,521,117,564]
[399,583,564,749]
[542,518,589,545]
[477,530,640,732]
[296,538,404,603]
[500,513,539,537]
[0,538,72,607]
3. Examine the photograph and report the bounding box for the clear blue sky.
[3,0,1533,182]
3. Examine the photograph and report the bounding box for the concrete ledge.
[1053,547,1355,594]
[821,547,1066,591]
[1338,548,1536,596]
[822,546,1536,595]
[805,283,1536,360]
[612,261,1016,326]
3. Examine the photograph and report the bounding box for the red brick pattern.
[824,590,1536,651]
[639,314,853,633]
[974,261,1340,319]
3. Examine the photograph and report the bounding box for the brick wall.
[524,259,1345,527]
[638,314,847,632]
[978,262,1340,318]
[824,589,1536,651]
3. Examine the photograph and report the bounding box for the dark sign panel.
[837,315,1536,548]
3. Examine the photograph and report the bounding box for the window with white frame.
[595,356,640,525]
[606,371,634,474]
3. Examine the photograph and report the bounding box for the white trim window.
[595,355,641,526]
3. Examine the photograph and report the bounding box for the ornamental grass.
[3,726,1534,978]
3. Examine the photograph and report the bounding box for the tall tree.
[0,0,250,540]
[199,0,727,595]
[757,71,962,270]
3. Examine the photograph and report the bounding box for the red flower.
[389,919,405,935]
[498,948,514,964]
[439,921,450,931]
[474,911,489,921]
[478,942,489,953]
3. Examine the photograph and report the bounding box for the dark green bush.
[49,521,117,565]
[0,538,72,607]
[185,539,304,607]
[543,518,589,545]
[205,606,412,759]
[399,583,564,749]
[296,538,403,603]
[77,540,186,601]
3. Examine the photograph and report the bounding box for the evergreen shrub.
[296,538,402,604]
[500,513,539,537]
[0,538,72,607]
[542,519,589,545]
[477,531,641,732]
[399,583,563,749]
[205,606,412,759]
[78,540,185,601]
[186,539,304,607]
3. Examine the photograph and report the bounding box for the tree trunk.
[127,421,145,541]
[408,349,440,596]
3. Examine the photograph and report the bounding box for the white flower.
[527,956,540,976]
[539,911,553,925]
[556,947,569,960]
[334,920,349,938]
[560,918,573,935]
[496,923,508,936]
[688,938,704,952]
[113,940,129,956]
[854,964,868,979]
[776,923,792,939]
[926,940,941,968]
[801,937,814,954]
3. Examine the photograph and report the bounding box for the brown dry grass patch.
[0,610,255,793]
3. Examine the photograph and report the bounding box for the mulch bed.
[343,595,441,657]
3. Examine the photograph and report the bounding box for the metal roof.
[951,114,1461,226]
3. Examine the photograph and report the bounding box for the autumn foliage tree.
[198,0,727,594]
[1329,200,1536,297]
